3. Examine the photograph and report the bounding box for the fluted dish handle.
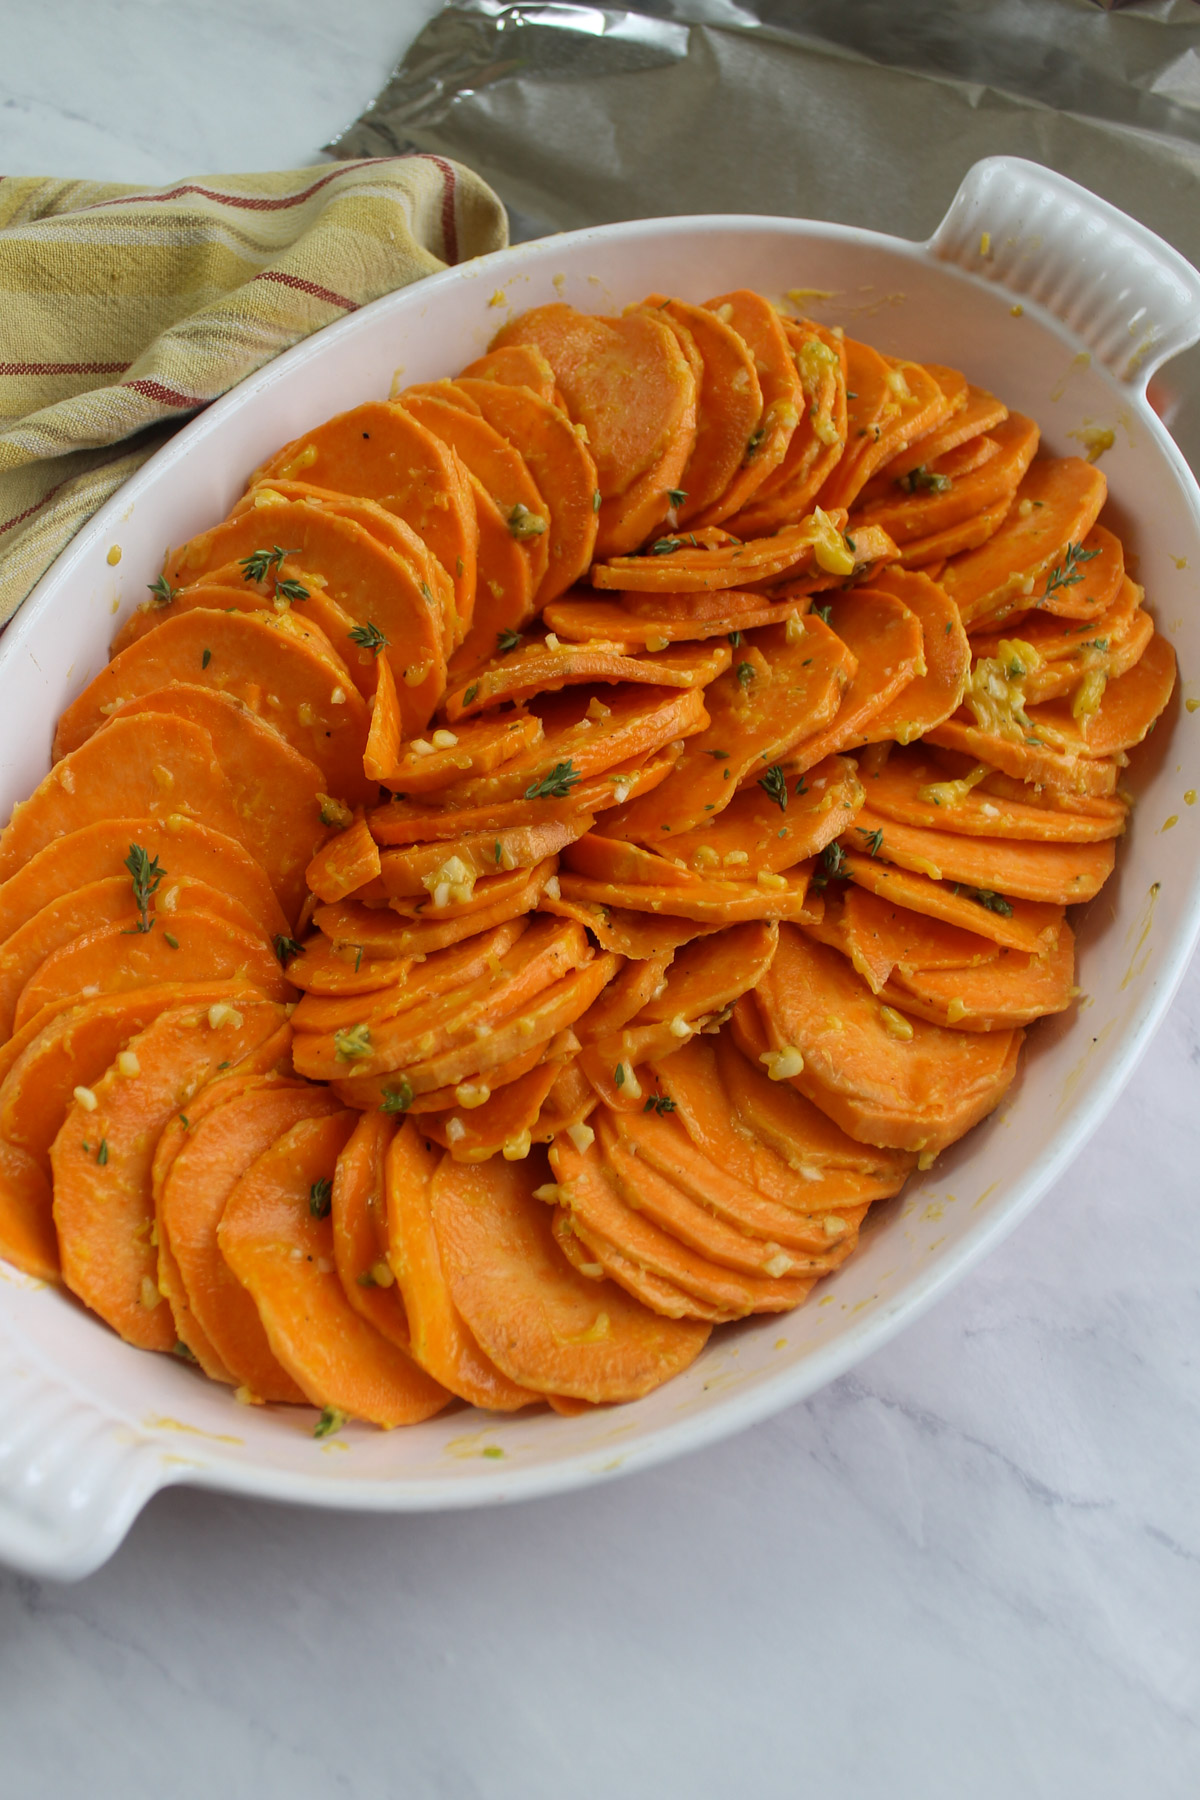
[928,155,1200,390]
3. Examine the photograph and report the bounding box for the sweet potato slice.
[815,337,897,510]
[159,1079,343,1394]
[885,924,1075,1031]
[550,1134,812,1316]
[433,1148,711,1399]
[314,860,553,953]
[0,981,269,1168]
[492,303,696,498]
[363,651,402,782]
[603,1105,868,1255]
[852,412,1039,546]
[0,815,287,950]
[0,1140,58,1282]
[253,401,478,639]
[636,920,777,1024]
[292,916,589,1082]
[558,866,815,926]
[639,294,763,524]
[376,711,543,794]
[450,468,537,671]
[337,1036,550,1116]
[923,718,1120,797]
[541,591,807,648]
[445,377,598,605]
[812,885,998,994]
[50,997,286,1349]
[861,569,971,743]
[592,318,700,558]
[755,925,1021,1152]
[162,502,446,730]
[597,1116,855,1280]
[282,938,413,997]
[882,382,1007,484]
[939,458,1108,626]
[293,921,521,1031]
[56,608,371,804]
[376,817,590,901]
[0,714,250,884]
[660,1033,910,1195]
[384,1118,537,1409]
[610,618,853,840]
[421,1055,565,1162]
[861,745,1127,841]
[16,908,289,1034]
[782,587,924,771]
[368,744,672,841]
[553,1203,740,1323]
[218,1111,450,1424]
[591,509,859,594]
[681,290,802,523]
[845,807,1115,904]
[724,320,846,534]
[894,495,1012,572]
[0,875,268,1041]
[1023,631,1175,757]
[658,753,862,877]
[93,693,328,926]
[539,897,721,960]
[442,636,731,722]
[330,1110,417,1350]
[458,342,557,400]
[400,393,551,597]
[576,952,671,1045]
[305,818,382,904]
[431,684,708,810]
[839,847,1062,953]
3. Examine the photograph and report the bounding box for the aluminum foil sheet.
[327,0,1200,457]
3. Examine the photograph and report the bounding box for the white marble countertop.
[2,5,1198,1795]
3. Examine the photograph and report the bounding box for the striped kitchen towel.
[0,155,508,627]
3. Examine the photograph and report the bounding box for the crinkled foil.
[327,0,1200,459]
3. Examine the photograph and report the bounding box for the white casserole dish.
[1,155,1198,1580]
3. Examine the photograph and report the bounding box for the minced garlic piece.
[760,1046,804,1080]
[566,1121,595,1154]
[502,1129,532,1161]
[542,874,561,901]
[763,1250,793,1279]
[117,1051,140,1078]
[808,505,856,576]
[693,844,720,870]
[445,1117,466,1144]
[668,1015,692,1040]
[918,763,990,809]
[403,660,432,687]
[423,854,476,909]
[880,1005,914,1041]
[208,1002,243,1030]
[1072,667,1107,725]
[409,738,434,757]
[73,1085,98,1112]
[297,701,316,728]
[757,869,788,890]
[963,639,1043,743]
[431,728,458,749]
[645,634,670,653]
[141,1277,163,1310]
[946,998,968,1024]
[455,1082,491,1109]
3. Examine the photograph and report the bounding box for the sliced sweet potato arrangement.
[0,284,1174,1428]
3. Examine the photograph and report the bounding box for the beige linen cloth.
[0,155,508,625]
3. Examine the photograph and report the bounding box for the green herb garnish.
[758,764,788,812]
[643,1094,676,1115]
[274,576,310,604]
[309,1178,333,1219]
[736,662,755,688]
[333,1023,373,1062]
[380,1078,414,1115]
[463,683,479,705]
[273,934,304,964]
[649,538,683,556]
[614,1064,626,1089]
[812,603,833,624]
[124,842,164,934]
[348,620,389,658]
[956,886,1014,916]
[524,761,580,800]
[314,1407,345,1439]
[97,1140,109,1166]
[496,627,523,655]
[898,465,952,494]
[201,647,212,670]
[239,545,297,584]
[728,630,742,647]
[147,575,178,606]
[858,826,884,857]
[1041,541,1101,605]
[507,503,547,542]
[666,488,688,507]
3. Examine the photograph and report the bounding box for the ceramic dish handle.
[929,155,1200,390]
[0,1336,164,1580]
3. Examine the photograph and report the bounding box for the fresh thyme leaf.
[496,627,523,655]
[163,932,179,950]
[274,576,309,604]
[273,934,304,964]
[494,839,503,865]
[124,842,164,934]
[201,647,212,670]
[173,1340,198,1362]
[333,1022,373,1062]
[898,465,953,495]
[147,575,178,606]
[524,761,580,800]
[649,538,682,556]
[313,1406,345,1439]
[728,630,742,647]
[957,886,1014,916]
[353,946,364,974]
[705,749,731,759]
[463,683,479,705]
[744,426,766,461]
[794,776,808,797]
[308,1177,333,1219]
[318,794,354,830]
[642,1093,676,1115]
[614,1063,626,1089]
[593,489,602,513]
[238,545,297,584]
[348,620,389,658]
[97,1140,109,1166]
[812,603,833,624]
[758,764,787,812]
[858,826,884,857]
[380,1078,414,1115]
[1041,540,1101,604]
[736,661,755,688]
[666,488,688,506]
